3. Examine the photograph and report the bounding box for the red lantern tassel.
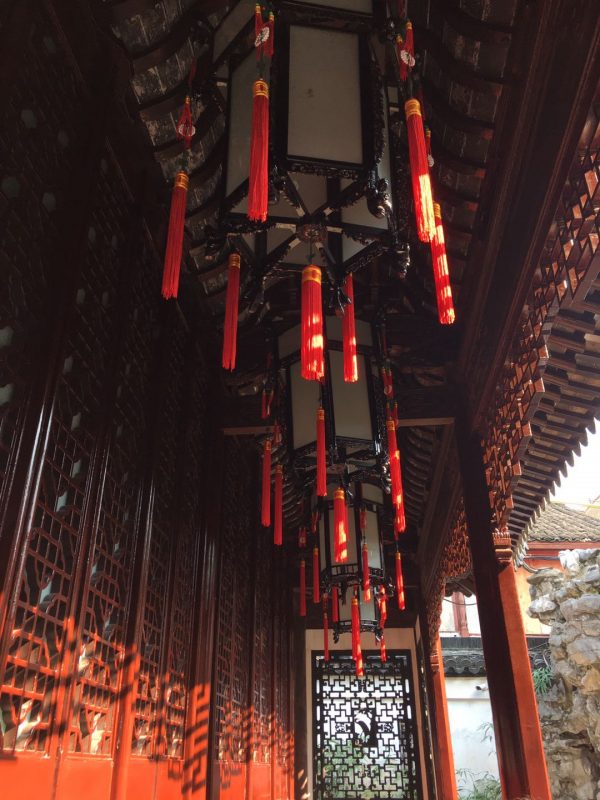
[248,79,269,223]
[387,419,402,508]
[351,596,360,662]
[299,560,306,617]
[261,439,271,527]
[222,253,241,369]
[431,202,456,325]
[298,526,307,549]
[397,21,414,81]
[342,274,358,382]
[316,407,327,496]
[362,542,371,602]
[380,634,387,663]
[332,586,340,624]
[395,446,407,536]
[161,171,189,299]
[323,610,330,662]
[333,488,348,563]
[301,265,324,381]
[396,551,406,611]
[379,593,388,629]
[312,546,320,604]
[274,464,283,545]
[405,99,436,243]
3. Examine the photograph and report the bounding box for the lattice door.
[313,652,423,800]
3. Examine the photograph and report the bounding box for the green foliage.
[532,665,553,697]
[456,769,502,800]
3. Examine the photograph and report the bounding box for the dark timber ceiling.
[98,0,599,558]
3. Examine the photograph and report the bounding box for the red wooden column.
[430,639,458,800]
[456,424,551,800]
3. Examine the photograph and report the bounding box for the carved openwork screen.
[313,651,422,799]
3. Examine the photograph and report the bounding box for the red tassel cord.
[299,560,306,617]
[265,10,275,58]
[248,79,269,223]
[316,407,327,496]
[431,202,456,325]
[425,126,434,169]
[333,488,348,563]
[405,99,436,243]
[261,388,274,419]
[351,596,360,662]
[396,21,414,82]
[273,421,282,446]
[381,363,393,400]
[379,592,388,630]
[222,253,241,370]
[387,418,406,535]
[162,94,196,300]
[298,526,307,549]
[261,438,271,527]
[301,265,324,381]
[394,446,406,536]
[311,509,319,536]
[312,546,320,604]
[162,171,189,299]
[342,274,358,382]
[380,634,387,663]
[396,551,406,611]
[332,586,340,624]
[362,541,371,602]
[274,464,283,545]
[323,609,330,662]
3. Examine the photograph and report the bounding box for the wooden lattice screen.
[0,4,294,799]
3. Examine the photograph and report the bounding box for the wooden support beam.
[455,418,551,800]
[430,638,458,800]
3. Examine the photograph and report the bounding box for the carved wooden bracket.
[492,527,513,566]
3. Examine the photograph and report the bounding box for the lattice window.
[213,440,254,768]
[313,651,422,800]
[0,10,85,526]
[132,318,187,757]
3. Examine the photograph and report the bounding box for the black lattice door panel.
[313,652,423,800]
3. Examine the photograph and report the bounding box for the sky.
[551,419,600,508]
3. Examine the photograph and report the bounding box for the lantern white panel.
[359,592,377,623]
[278,325,300,359]
[290,360,320,449]
[288,27,362,165]
[342,194,388,230]
[214,0,256,61]
[225,51,256,197]
[339,589,352,622]
[330,351,372,441]
[325,315,372,347]
[364,509,382,570]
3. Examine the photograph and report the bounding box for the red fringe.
[222,253,241,369]
[301,265,324,381]
[261,439,271,527]
[274,464,283,545]
[299,560,306,617]
[431,202,456,325]
[405,99,436,243]
[248,80,269,223]
[312,546,320,604]
[342,274,358,382]
[379,594,388,629]
[162,172,189,299]
[396,551,405,611]
[316,407,327,496]
[333,488,348,563]
[380,634,387,663]
[387,419,406,535]
[323,610,330,662]
[332,586,340,624]
[351,596,360,661]
[362,542,371,602]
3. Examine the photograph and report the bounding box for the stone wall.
[528,549,600,800]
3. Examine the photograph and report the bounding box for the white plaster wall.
[445,676,499,793]
[304,627,430,800]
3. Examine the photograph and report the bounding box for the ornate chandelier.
[159,2,456,676]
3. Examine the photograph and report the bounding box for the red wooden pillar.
[456,424,551,800]
[430,639,458,800]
